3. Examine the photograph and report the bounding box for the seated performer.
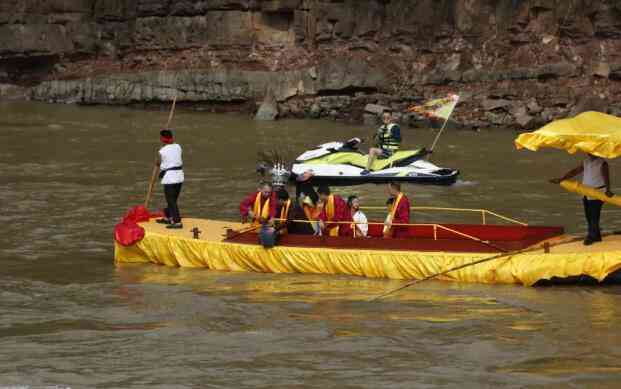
[288,193,320,235]
[275,188,293,234]
[295,170,319,204]
[239,181,277,225]
[317,186,353,237]
[383,182,411,238]
[348,195,368,238]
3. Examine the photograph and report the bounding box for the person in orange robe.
[317,186,353,237]
[383,182,411,238]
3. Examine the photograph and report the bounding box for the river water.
[2,101,621,388]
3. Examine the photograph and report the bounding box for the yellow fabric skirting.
[114,220,621,286]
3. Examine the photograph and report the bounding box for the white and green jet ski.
[291,138,459,186]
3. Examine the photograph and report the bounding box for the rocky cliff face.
[3,0,621,128]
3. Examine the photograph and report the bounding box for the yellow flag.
[408,94,460,120]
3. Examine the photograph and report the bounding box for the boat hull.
[291,159,460,186]
[114,218,621,286]
[295,170,459,186]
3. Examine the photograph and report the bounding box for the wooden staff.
[225,224,263,240]
[144,163,159,208]
[144,95,178,209]
[165,95,177,128]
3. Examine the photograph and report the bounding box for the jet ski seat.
[303,148,429,171]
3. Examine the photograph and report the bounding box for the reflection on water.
[2,101,621,388]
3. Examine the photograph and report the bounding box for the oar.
[144,95,178,209]
[370,234,581,301]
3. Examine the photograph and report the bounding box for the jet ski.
[291,138,459,186]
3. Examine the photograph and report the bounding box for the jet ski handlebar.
[342,137,362,150]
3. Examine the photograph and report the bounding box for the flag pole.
[428,95,459,158]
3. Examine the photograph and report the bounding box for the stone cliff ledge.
[3,0,621,129]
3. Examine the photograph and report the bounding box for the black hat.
[347,195,358,207]
[277,189,289,200]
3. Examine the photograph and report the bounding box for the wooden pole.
[370,235,581,301]
[165,95,177,129]
[144,162,158,208]
[144,95,178,209]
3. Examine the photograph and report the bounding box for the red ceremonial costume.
[240,191,277,223]
[319,195,353,237]
[390,193,411,238]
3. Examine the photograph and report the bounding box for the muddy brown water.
[2,101,621,388]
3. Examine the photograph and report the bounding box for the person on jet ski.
[361,109,402,175]
[317,186,353,237]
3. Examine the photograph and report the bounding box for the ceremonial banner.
[408,94,460,120]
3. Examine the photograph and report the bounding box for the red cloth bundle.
[114,205,162,246]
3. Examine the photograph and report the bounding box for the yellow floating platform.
[114,218,621,286]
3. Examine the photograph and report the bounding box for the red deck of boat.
[225,223,565,253]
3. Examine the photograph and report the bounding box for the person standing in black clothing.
[550,154,613,245]
[156,129,184,229]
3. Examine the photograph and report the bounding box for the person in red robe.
[239,181,277,225]
[317,186,353,237]
[384,182,411,238]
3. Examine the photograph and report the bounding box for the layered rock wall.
[3,0,621,128]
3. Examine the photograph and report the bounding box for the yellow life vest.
[252,192,271,226]
[383,192,404,237]
[377,123,401,151]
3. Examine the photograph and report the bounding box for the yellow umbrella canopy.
[515,111,621,159]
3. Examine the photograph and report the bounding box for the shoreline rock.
[23,58,621,131]
[3,1,621,129]
[255,90,278,121]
